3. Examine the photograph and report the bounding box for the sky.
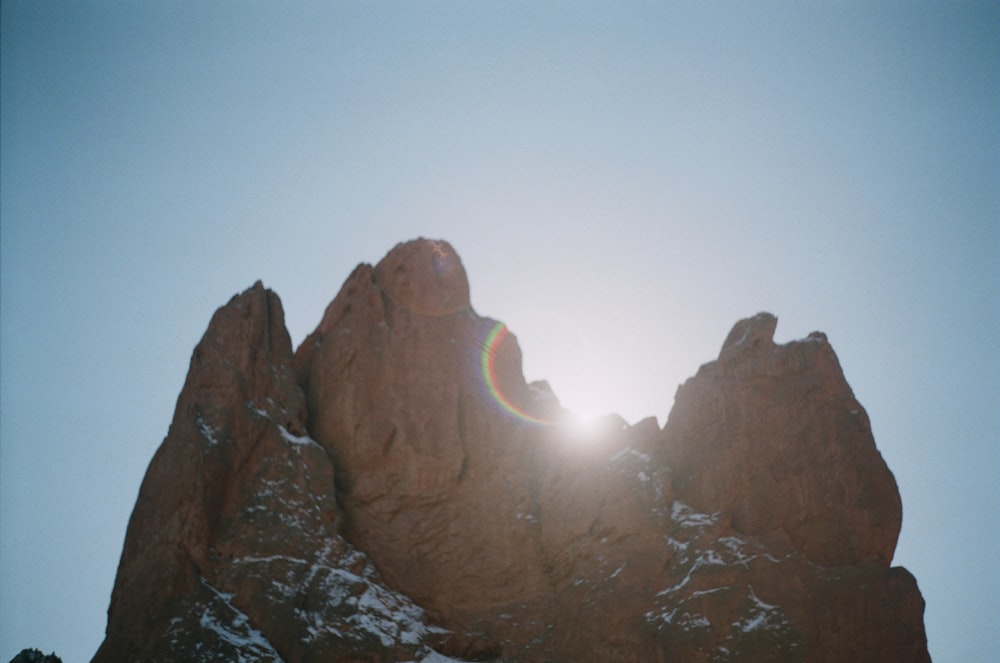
[1,2,997,661]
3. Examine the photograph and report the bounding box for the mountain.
[93,238,929,662]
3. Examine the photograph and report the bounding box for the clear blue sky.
[1,2,996,661]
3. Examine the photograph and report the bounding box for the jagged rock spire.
[95,240,929,662]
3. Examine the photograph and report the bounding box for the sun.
[477,308,645,450]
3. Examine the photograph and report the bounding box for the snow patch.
[644,606,711,632]
[666,536,689,552]
[281,541,449,650]
[670,501,719,528]
[733,586,787,634]
[677,612,711,630]
[691,585,731,598]
[656,548,728,596]
[245,401,321,449]
[198,577,283,662]
[196,412,221,446]
[278,424,322,448]
[717,536,751,567]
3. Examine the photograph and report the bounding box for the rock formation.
[93,282,446,663]
[95,238,930,662]
[665,312,902,567]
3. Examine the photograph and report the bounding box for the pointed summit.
[96,241,929,662]
[375,238,471,316]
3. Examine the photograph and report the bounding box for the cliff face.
[664,312,902,568]
[95,239,929,662]
[94,282,446,663]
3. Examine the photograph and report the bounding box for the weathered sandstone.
[95,239,929,662]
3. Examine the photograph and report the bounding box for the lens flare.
[480,322,553,426]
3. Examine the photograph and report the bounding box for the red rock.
[97,241,929,662]
[663,312,902,567]
[295,240,554,624]
[93,282,445,663]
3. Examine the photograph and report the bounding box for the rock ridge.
[95,239,929,662]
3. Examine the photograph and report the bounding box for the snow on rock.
[95,251,929,661]
[277,424,322,448]
[670,500,720,528]
[196,410,221,446]
[644,494,802,659]
[197,578,284,662]
[159,578,286,663]
[94,281,449,663]
[734,587,786,634]
[399,650,477,663]
[295,543,445,648]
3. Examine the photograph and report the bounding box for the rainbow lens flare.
[481,322,552,426]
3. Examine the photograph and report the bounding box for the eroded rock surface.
[96,239,929,662]
[94,282,446,663]
[664,311,902,567]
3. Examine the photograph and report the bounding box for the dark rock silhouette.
[95,239,929,662]
[9,650,63,663]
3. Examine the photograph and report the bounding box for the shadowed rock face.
[95,239,929,662]
[93,282,446,663]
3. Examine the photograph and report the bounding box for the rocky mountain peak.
[375,238,471,316]
[667,313,902,568]
[720,310,779,353]
[94,240,929,662]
